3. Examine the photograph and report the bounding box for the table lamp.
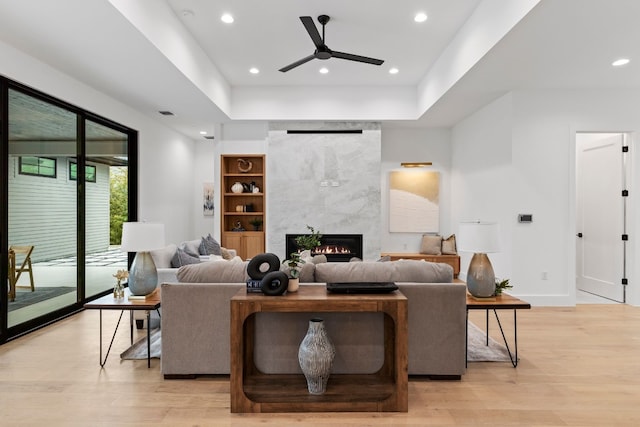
[457,221,500,298]
[120,222,165,296]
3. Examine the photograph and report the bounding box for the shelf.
[243,374,396,410]
[224,173,263,177]
[221,154,266,259]
[223,212,265,216]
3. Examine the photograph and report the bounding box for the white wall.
[0,39,198,246]
[380,128,452,252]
[452,89,640,306]
[192,141,216,239]
[451,92,514,288]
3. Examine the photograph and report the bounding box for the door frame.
[569,129,636,305]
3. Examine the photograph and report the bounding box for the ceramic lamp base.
[466,253,496,298]
[128,251,158,296]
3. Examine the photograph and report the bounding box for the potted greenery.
[248,217,263,231]
[294,225,322,253]
[282,252,306,292]
[494,278,512,296]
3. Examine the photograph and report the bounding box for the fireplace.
[285,234,363,262]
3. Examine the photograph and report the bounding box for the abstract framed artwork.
[389,170,439,232]
[203,182,214,216]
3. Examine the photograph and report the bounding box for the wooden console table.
[230,285,408,413]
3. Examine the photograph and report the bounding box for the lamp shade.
[120,222,165,252]
[457,221,500,253]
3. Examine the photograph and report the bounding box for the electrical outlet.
[320,181,328,187]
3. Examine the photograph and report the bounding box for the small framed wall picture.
[203,182,214,216]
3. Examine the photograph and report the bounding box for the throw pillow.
[377,255,391,262]
[442,234,457,255]
[420,234,443,255]
[171,247,201,268]
[150,243,177,269]
[220,247,234,260]
[312,254,328,264]
[180,239,201,257]
[199,233,222,256]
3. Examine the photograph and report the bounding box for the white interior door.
[576,133,626,302]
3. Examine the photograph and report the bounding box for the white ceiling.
[165,0,481,87]
[0,0,639,139]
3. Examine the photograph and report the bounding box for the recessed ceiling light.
[389,67,399,74]
[414,12,428,23]
[221,13,234,24]
[319,67,329,74]
[199,131,207,135]
[612,58,630,67]
[249,67,260,74]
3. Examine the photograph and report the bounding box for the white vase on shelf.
[231,182,244,194]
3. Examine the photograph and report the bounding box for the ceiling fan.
[279,15,385,72]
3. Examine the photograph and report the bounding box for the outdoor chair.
[8,245,35,302]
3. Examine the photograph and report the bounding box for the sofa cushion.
[177,258,248,283]
[199,234,222,256]
[314,260,453,283]
[150,243,177,269]
[171,248,201,268]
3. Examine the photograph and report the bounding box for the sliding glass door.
[1,79,137,341]
[6,88,79,328]
[85,120,129,299]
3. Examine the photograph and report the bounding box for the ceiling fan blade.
[300,16,323,48]
[332,51,384,66]
[279,54,316,72]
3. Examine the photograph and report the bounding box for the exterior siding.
[8,156,111,262]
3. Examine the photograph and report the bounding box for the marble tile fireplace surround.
[267,121,382,261]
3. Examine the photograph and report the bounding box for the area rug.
[467,321,511,362]
[8,286,75,312]
[120,328,161,360]
[117,323,509,362]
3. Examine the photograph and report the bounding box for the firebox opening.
[285,234,363,262]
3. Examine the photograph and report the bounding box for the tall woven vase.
[298,318,336,395]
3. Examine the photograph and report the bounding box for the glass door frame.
[0,77,138,343]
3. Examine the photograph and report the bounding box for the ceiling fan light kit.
[279,15,384,72]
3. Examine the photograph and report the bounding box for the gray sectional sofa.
[161,259,467,379]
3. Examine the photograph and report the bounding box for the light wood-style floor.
[1,303,639,426]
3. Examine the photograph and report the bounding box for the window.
[19,156,57,178]
[69,162,97,182]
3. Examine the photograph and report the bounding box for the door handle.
[576,232,583,238]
